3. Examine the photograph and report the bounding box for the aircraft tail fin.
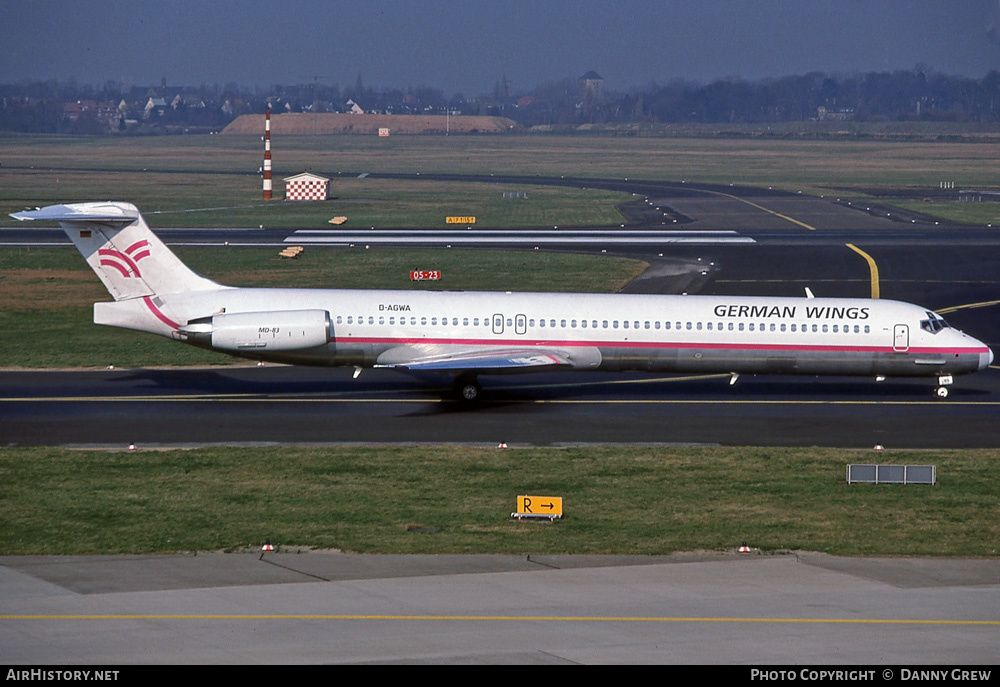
[10,202,220,300]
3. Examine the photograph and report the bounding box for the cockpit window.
[920,312,950,334]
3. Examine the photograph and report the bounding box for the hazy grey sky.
[3,0,998,94]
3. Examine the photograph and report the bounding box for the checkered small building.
[284,172,330,201]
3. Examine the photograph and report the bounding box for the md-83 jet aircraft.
[12,201,993,400]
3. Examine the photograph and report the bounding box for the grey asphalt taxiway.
[4,176,1000,664]
[3,552,998,664]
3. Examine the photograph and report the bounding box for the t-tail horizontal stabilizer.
[11,201,220,301]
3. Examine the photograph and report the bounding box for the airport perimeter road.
[2,365,999,448]
[2,552,997,664]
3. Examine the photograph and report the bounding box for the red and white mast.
[262,106,272,199]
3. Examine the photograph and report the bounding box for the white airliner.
[12,201,993,400]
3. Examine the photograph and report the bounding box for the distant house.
[346,99,365,114]
[284,172,330,201]
[817,106,855,122]
[580,71,605,99]
[144,97,167,118]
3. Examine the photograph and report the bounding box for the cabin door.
[492,313,504,335]
[893,324,909,352]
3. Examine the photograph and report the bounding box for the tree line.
[2,68,998,134]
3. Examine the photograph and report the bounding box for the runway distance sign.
[513,495,563,520]
[446,216,476,224]
[410,270,441,281]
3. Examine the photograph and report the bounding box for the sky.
[3,0,999,95]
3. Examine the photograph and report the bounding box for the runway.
[3,365,999,448]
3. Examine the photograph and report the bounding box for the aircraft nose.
[980,344,994,370]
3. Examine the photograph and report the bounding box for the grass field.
[3,133,999,227]
[2,445,997,556]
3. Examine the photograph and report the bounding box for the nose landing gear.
[934,374,953,399]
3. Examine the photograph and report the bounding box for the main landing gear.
[455,374,482,403]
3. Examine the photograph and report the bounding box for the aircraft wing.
[375,346,573,373]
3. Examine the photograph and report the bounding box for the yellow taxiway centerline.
[2,613,997,626]
[846,243,880,299]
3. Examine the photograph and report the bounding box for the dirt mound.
[222,113,519,135]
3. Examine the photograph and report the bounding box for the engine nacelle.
[206,309,331,352]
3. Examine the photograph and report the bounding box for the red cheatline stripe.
[341,336,986,357]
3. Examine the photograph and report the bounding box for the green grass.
[1,445,996,556]
[0,245,645,368]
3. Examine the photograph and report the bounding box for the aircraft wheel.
[456,376,481,403]
[935,386,950,399]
